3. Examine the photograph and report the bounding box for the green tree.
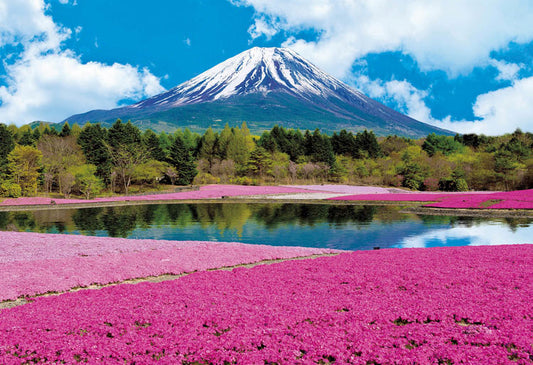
[305,129,335,167]
[71,164,104,199]
[77,123,111,181]
[258,131,277,153]
[175,128,199,153]
[422,133,463,156]
[503,136,531,162]
[108,142,149,194]
[494,149,521,190]
[0,181,21,198]
[399,162,424,190]
[398,145,425,190]
[198,127,217,166]
[169,135,197,185]
[108,120,142,147]
[43,126,59,136]
[0,124,15,177]
[59,122,71,137]
[132,160,169,186]
[356,130,381,158]
[143,129,166,161]
[32,127,41,142]
[8,145,42,196]
[227,127,250,169]
[332,129,357,157]
[70,123,82,137]
[38,135,85,194]
[158,132,172,153]
[216,124,233,159]
[285,129,305,161]
[247,147,273,176]
[18,128,36,146]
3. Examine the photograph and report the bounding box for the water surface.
[0,203,531,251]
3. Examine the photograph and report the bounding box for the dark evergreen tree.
[356,130,381,158]
[107,120,142,148]
[0,124,15,177]
[247,147,273,176]
[285,129,305,161]
[18,129,36,146]
[306,129,335,166]
[59,122,71,137]
[43,126,59,136]
[422,133,462,157]
[142,129,166,161]
[270,125,288,151]
[303,130,313,156]
[503,137,531,162]
[258,131,277,153]
[332,129,357,157]
[77,123,111,181]
[455,133,481,148]
[32,127,41,142]
[169,135,197,185]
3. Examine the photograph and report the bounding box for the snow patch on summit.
[128,47,368,110]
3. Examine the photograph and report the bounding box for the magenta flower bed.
[0,185,321,206]
[329,193,454,202]
[0,232,337,301]
[426,189,533,209]
[330,189,533,210]
[1,244,531,364]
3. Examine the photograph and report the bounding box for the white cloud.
[183,37,191,47]
[0,51,165,124]
[248,16,279,40]
[352,75,533,135]
[490,59,522,82]
[233,0,533,78]
[470,76,533,134]
[57,0,77,5]
[0,0,164,125]
[353,75,446,129]
[0,0,66,50]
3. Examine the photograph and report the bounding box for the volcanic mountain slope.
[64,47,453,137]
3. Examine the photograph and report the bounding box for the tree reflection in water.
[0,203,531,250]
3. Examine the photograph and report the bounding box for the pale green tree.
[8,145,42,196]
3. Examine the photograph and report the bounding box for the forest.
[0,120,532,199]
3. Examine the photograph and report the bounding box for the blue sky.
[1,0,533,135]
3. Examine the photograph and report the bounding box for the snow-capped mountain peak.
[129,47,366,110]
[63,46,453,138]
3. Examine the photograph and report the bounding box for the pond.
[0,203,531,251]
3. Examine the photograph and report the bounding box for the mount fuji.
[64,47,453,137]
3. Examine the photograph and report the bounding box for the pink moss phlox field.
[329,193,455,202]
[0,185,323,206]
[426,189,533,209]
[330,189,533,210]
[1,245,531,364]
[0,231,337,301]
